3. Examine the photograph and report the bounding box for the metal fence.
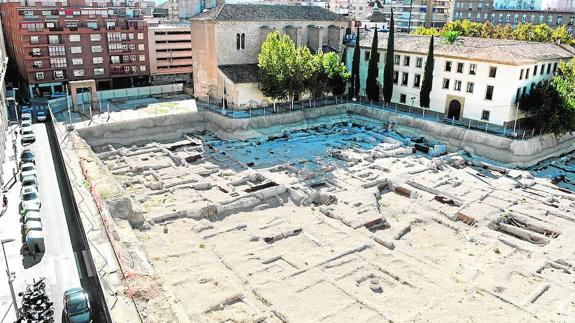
[196,95,538,140]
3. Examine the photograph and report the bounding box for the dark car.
[63,288,92,323]
[20,149,35,165]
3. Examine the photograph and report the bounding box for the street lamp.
[1,238,19,319]
[12,88,19,123]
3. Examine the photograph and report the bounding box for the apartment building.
[191,4,347,108]
[147,21,192,85]
[453,0,575,34]
[347,33,575,126]
[0,1,150,98]
[376,0,452,33]
[0,16,8,188]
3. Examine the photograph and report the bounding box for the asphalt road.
[0,122,80,322]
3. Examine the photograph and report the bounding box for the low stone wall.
[76,104,575,167]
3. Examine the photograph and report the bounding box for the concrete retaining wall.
[76,104,575,168]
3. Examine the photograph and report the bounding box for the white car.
[36,111,47,122]
[21,112,32,123]
[20,163,37,181]
[20,187,41,213]
[21,129,35,144]
[21,120,32,130]
[21,175,39,192]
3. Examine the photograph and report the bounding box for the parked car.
[63,288,92,323]
[21,120,32,133]
[21,174,39,192]
[21,111,32,123]
[21,129,35,144]
[20,149,35,165]
[20,187,41,212]
[20,209,41,223]
[36,111,47,122]
[20,163,37,181]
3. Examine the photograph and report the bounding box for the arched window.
[241,33,245,50]
[236,33,241,50]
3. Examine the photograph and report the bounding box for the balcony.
[29,51,42,57]
[48,26,64,32]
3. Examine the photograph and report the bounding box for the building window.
[140,65,146,72]
[93,57,103,64]
[72,58,83,65]
[489,66,497,78]
[485,85,494,100]
[53,70,64,80]
[466,82,474,93]
[364,50,370,61]
[70,46,82,54]
[69,34,80,42]
[94,68,104,76]
[30,35,39,44]
[401,72,408,86]
[50,57,67,68]
[445,61,452,72]
[469,64,477,75]
[48,35,59,44]
[91,45,103,53]
[540,64,545,75]
[139,55,145,62]
[400,94,406,103]
[454,80,462,91]
[138,32,144,40]
[519,69,524,79]
[87,21,98,29]
[35,72,44,80]
[138,44,145,51]
[442,78,450,89]
[547,63,551,73]
[393,71,399,84]
[33,61,42,68]
[416,57,423,68]
[394,55,400,65]
[73,69,84,77]
[236,33,245,50]
[48,46,65,56]
[481,110,490,121]
[534,65,538,75]
[525,68,530,79]
[111,56,120,64]
[106,21,116,29]
[403,56,410,66]
[414,74,421,88]
[31,48,41,56]
[90,34,101,41]
[457,62,464,73]
[516,88,521,103]
[553,62,558,73]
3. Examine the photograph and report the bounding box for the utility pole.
[408,0,414,32]
[1,239,19,320]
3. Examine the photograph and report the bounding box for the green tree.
[412,26,440,36]
[383,9,395,104]
[443,31,461,44]
[365,27,380,101]
[481,21,495,38]
[519,59,575,136]
[258,32,293,105]
[420,36,434,108]
[552,25,572,45]
[532,24,553,42]
[325,52,350,96]
[351,26,361,97]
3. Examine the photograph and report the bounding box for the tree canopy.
[519,59,575,136]
[383,9,395,104]
[365,26,380,101]
[412,20,575,46]
[258,32,350,105]
[419,36,434,108]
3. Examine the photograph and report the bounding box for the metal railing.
[196,95,538,140]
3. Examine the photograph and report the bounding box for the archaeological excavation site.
[62,105,575,322]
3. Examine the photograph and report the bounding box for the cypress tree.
[420,36,434,108]
[383,9,395,104]
[365,26,380,101]
[351,26,361,97]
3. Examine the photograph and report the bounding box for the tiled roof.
[218,64,260,84]
[369,10,387,23]
[192,4,346,22]
[357,33,575,65]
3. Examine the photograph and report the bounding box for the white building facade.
[348,34,575,126]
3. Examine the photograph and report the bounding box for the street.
[0,122,80,322]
